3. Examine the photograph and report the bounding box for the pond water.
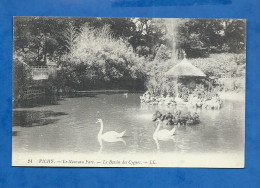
[13,93,245,155]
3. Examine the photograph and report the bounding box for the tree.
[222,20,246,53]
[59,25,147,90]
[63,22,79,53]
[154,44,171,63]
[128,18,168,59]
[13,17,66,65]
[175,19,246,58]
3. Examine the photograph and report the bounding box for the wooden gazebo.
[165,57,206,94]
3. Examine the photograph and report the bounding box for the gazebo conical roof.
[165,58,206,77]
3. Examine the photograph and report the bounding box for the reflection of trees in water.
[12,110,68,127]
[12,131,20,136]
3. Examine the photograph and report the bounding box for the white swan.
[153,121,176,151]
[123,93,128,98]
[153,120,176,141]
[96,119,126,144]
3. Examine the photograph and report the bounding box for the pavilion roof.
[165,58,206,77]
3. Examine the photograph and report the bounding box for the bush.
[190,53,245,77]
[178,83,189,101]
[192,84,217,100]
[218,77,245,92]
[61,25,147,91]
[13,56,32,107]
[146,77,176,97]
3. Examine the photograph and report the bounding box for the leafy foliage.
[63,23,79,53]
[13,56,32,106]
[154,44,171,64]
[190,53,245,77]
[178,84,190,102]
[13,17,246,97]
[59,25,147,90]
[218,77,245,92]
[176,19,246,57]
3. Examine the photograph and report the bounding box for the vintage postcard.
[12,17,246,167]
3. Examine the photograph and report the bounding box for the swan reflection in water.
[96,119,126,153]
[153,119,176,151]
[98,137,126,153]
[153,137,176,151]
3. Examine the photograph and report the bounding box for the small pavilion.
[165,57,206,94]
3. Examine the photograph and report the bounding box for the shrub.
[61,25,147,90]
[13,55,33,107]
[177,83,189,101]
[192,84,217,100]
[218,77,245,92]
[190,53,245,77]
[146,76,176,97]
